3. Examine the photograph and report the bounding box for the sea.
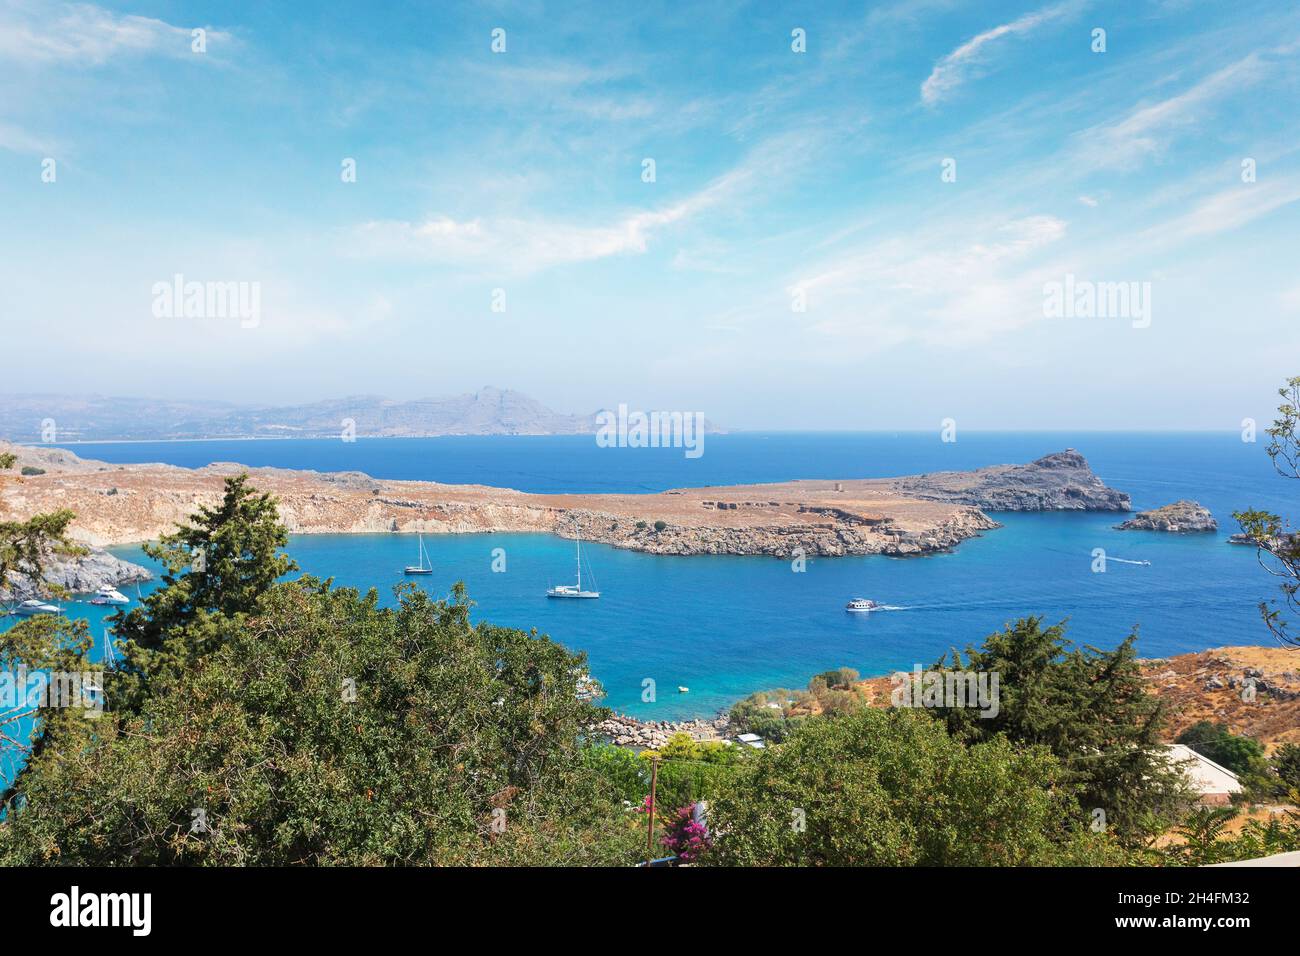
[5,432,1296,728]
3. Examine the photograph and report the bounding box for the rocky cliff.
[887,449,1131,512]
[0,547,152,601]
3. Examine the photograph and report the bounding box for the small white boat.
[13,599,61,616]
[547,530,599,599]
[89,586,131,606]
[403,533,433,575]
[845,598,881,612]
[677,686,689,694]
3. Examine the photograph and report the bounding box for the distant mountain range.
[0,388,613,441]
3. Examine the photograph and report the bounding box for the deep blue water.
[7,433,1297,728]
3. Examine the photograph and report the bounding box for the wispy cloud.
[352,204,697,273]
[0,120,53,154]
[921,1,1082,106]
[1138,178,1300,245]
[349,132,819,274]
[0,0,229,65]
[789,214,1069,348]
[1074,53,1269,168]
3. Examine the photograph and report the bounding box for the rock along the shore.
[1116,500,1217,533]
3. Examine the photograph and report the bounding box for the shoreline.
[0,444,1129,558]
[596,645,1300,750]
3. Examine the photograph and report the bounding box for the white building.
[1165,744,1244,805]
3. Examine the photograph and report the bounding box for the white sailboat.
[547,530,600,599]
[404,533,433,575]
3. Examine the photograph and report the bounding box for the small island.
[1116,500,1217,533]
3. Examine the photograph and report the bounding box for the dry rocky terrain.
[0,444,1129,560]
[842,646,1300,750]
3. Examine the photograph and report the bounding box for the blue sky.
[1,0,1298,429]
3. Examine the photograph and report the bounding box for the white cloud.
[789,214,1069,348]
[1077,195,1099,207]
[1138,179,1300,245]
[349,134,816,274]
[352,205,696,273]
[0,1,229,65]
[0,120,53,154]
[1074,54,1266,169]
[921,1,1081,106]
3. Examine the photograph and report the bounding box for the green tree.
[705,706,1127,866]
[930,618,1189,844]
[0,614,96,789]
[1273,743,1300,791]
[1234,376,1300,647]
[1176,721,1267,780]
[0,510,81,604]
[110,473,297,703]
[0,579,641,866]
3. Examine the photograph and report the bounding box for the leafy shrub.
[705,707,1128,866]
[20,466,45,476]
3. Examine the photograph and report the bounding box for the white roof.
[1165,744,1243,796]
[736,733,762,743]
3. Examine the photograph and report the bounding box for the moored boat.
[403,533,434,575]
[89,586,131,606]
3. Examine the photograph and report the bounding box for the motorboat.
[845,598,882,612]
[13,599,61,616]
[89,586,131,606]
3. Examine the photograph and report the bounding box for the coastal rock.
[0,547,152,601]
[590,713,732,749]
[1116,500,1216,533]
[887,449,1131,512]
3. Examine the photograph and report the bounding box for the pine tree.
[930,617,1190,844]
[110,473,297,704]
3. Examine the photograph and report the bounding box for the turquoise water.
[11,431,1293,725]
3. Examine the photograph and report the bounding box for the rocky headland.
[0,547,153,602]
[0,443,1130,560]
[887,449,1132,511]
[1116,500,1217,533]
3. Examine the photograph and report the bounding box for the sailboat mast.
[575,529,582,591]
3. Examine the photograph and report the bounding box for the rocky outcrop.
[0,547,152,601]
[887,449,1131,512]
[1116,500,1217,533]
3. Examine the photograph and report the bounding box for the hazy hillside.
[0,387,599,441]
